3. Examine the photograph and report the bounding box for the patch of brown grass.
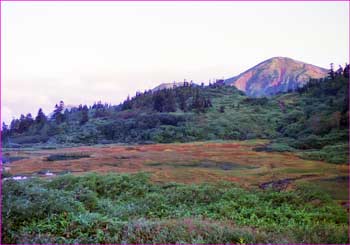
[6,141,348,200]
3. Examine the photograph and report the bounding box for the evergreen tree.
[25,113,34,126]
[1,122,9,142]
[191,89,210,113]
[17,114,34,133]
[206,98,212,108]
[154,93,165,112]
[80,105,89,125]
[328,63,335,80]
[2,122,8,132]
[64,109,70,122]
[164,90,176,112]
[343,63,349,78]
[10,119,20,134]
[35,108,47,124]
[52,101,65,124]
[179,95,187,112]
[18,114,26,133]
[336,65,343,77]
[122,96,132,110]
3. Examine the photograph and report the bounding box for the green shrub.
[300,143,349,164]
[73,187,99,211]
[2,173,348,244]
[2,179,85,244]
[255,143,295,152]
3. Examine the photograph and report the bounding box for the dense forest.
[2,69,349,164]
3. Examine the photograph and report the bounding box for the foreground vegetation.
[2,173,348,244]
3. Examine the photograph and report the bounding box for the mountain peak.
[225,57,328,97]
[268,56,291,60]
[152,82,184,92]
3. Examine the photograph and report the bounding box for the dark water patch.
[259,178,297,191]
[40,146,57,150]
[114,155,138,160]
[125,147,137,151]
[146,162,162,166]
[46,153,90,161]
[253,146,273,152]
[147,161,257,171]
[199,162,257,170]
[319,176,349,183]
[1,156,28,164]
[104,162,122,167]
[259,174,320,191]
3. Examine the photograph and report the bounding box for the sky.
[1,1,349,124]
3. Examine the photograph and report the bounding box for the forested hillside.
[2,73,349,164]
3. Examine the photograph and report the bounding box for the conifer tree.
[35,108,47,124]
[80,105,89,125]
[52,101,65,124]
[1,122,9,140]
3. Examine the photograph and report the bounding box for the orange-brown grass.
[4,140,348,200]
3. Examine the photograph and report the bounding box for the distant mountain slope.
[225,57,328,97]
[152,82,198,92]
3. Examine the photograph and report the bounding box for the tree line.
[1,80,221,142]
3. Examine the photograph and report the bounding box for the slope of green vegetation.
[2,173,348,244]
[2,76,349,164]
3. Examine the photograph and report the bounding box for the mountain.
[225,57,328,97]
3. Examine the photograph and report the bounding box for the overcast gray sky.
[2,1,349,124]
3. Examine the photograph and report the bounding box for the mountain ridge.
[151,57,329,97]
